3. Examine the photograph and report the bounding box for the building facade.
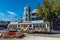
[31,9,39,21]
[24,6,31,21]
[24,6,39,21]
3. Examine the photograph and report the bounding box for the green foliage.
[36,0,60,22]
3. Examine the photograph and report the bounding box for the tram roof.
[9,20,50,25]
[18,22,50,25]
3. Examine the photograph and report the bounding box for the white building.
[24,6,31,21]
[23,6,39,21]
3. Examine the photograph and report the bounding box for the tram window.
[13,25,17,28]
[33,25,36,27]
[11,25,14,28]
[29,25,32,27]
[35,25,37,27]
[18,25,20,27]
[38,25,40,26]
[22,25,24,27]
[36,25,38,27]
[9,25,12,28]
[39,24,45,27]
[47,24,50,27]
[40,25,42,27]
[43,24,45,27]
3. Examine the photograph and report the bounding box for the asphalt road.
[28,33,60,38]
[0,33,60,40]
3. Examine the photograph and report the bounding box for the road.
[0,33,60,40]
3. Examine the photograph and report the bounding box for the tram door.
[22,25,29,32]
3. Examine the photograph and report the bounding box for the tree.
[36,0,59,22]
[36,3,45,20]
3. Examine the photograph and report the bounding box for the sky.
[0,0,42,20]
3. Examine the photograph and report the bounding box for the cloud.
[8,15,14,17]
[7,11,16,15]
[7,11,19,20]
[0,13,5,16]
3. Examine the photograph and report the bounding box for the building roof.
[31,9,38,13]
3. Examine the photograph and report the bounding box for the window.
[18,25,20,27]
[29,25,32,27]
[32,13,36,16]
[32,18,36,21]
[26,14,28,17]
[43,24,46,27]
[36,18,39,20]
[26,18,28,21]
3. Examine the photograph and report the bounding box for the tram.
[8,21,51,33]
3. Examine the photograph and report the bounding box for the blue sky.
[0,0,42,20]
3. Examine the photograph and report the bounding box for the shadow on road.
[32,32,60,34]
